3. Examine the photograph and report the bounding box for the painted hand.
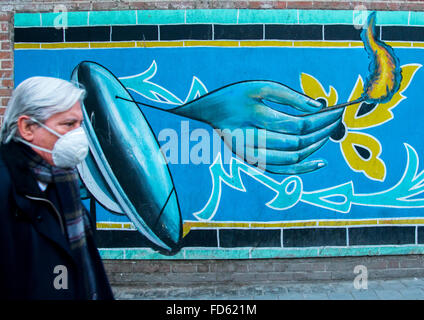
[171,80,344,174]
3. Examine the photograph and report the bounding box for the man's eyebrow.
[60,117,83,123]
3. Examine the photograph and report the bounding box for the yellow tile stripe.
[349,42,365,47]
[15,40,424,50]
[318,220,378,226]
[240,40,293,47]
[184,40,239,47]
[378,218,424,225]
[90,41,136,48]
[42,42,90,49]
[182,219,424,237]
[137,41,183,47]
[95,218,424,237]
[250,221,317,228]
[293,41,357,47]
[15,43,41,49]
[96,222,135,230]
[386,41,413,47]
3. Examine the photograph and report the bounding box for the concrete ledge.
[111,278,424,300]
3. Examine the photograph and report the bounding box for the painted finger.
[255,105,344,135]
[252,81,323,113]
[244,120,341,151]
[244,137,328,165]
[256,159,327,175]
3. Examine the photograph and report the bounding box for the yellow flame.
[345,64,421,129]
[362,13,401,102]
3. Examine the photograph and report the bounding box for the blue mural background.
[14,46,424,223]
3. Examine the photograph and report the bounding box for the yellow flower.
[300,72,338,107]
[300,64,421,182]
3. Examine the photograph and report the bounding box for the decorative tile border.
[95,222,424,259]
[13,10,424,49]
[14,10,424,28]
[94,218,424,259]
[13,9,424,46]
[14,25,424,43]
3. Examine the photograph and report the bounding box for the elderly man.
[0,77,113,300]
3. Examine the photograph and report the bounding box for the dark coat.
[0,141,114,300]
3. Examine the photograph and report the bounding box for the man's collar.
[0,140,46,197]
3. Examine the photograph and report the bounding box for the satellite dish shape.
[72,61,183,254]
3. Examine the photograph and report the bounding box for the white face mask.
[18,117,89,168]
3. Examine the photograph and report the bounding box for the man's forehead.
[47,102,83,122]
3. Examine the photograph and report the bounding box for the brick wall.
[0,11,13,125]
[104,255,424,287]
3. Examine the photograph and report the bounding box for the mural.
[13,9,424,258]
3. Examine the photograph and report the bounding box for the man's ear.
[17,115,36,142]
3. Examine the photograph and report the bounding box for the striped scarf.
[28,156,93,249]
[25,147,98,299]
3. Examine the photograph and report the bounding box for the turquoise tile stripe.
[298,9,353,24]
[99,245,424,260]
[375,10,410,25]
[184,248,251,259]
[137,10,185,25]
[409,11,424,26]
[186,9,238,24]
[14,13,41,27]
[238,9,298,24]
[125,248,185,259]
[90,10,136,25]
[99,249,125,259]
[41,11,88,27]
[14,10,424,28]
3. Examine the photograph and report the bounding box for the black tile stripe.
[418,227,424,244]
[214,24,263,40]
[266,24,323,40]
[96,230,151,248]
[96,229,219,248]
[97,226,419,249]
[112,25,158,41]
[14,27,64,43]
[349,226,415,245]
[182,229,218,247]
[159,24,212,41]
[14,25,424,43]
[382,26,424,42]
[325,24,381,41]
[65,26,110,42]
[219,229,281,247]
[325,25,358,41]
[283,228,346,247]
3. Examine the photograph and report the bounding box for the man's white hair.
[0,76,86,144]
